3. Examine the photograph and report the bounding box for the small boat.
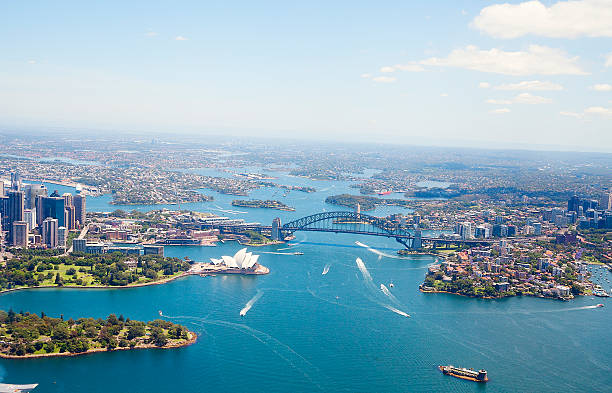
[597,304,604,308]
[389,283,394,288]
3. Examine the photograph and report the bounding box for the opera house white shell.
[210,248,260,269]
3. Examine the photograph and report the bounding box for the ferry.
[439,365,488,382]
[0,383,39,392]
[597,304,604,308]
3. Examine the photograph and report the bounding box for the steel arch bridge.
[280,211,415,246]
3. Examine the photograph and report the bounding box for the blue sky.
[1,0,611,151]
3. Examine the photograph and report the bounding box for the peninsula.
[0,311,195,358]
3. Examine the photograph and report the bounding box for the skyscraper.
[73,194,86,228]
[39,196,65,227]
[0,180,4,197]
[24,184,47,210]
[7,190,24,224]
[57,226,67,249]
[64,205,76,230]
[11,221,28,247]
[23,209,36,231]
[42,217,58,248]
[7,190,24,243]
[10,172,21,191]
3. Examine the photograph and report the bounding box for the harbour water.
[1,170,610,392]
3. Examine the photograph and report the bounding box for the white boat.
[0,383,38,393]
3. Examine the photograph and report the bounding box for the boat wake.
[380,284,402,307]
[158,312,326,391]
[261,251,302,256]
[355,241,403,259]
[322,264,331,275]
[355,258,410,318]
[240,291,264,316]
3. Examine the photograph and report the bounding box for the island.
[231,199,295,211]
[0,310,195,358]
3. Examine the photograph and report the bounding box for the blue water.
[3,171,608,392]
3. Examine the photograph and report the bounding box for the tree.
[150,327,168,347]
[55,273,63,286]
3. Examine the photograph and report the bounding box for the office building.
[11,221,28,247]
[73,194,86,227]
[23,209,36,231]
[24,184,47,210]
[0,181,4,197]
[7,190,24,243]
[39,196,65,227]
[10,172,21,191]
[72,238,87,253]
[42,217,59,248]
[58,226,67,248]
[64,205,76,230]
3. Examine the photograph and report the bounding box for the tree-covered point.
[0,250,191,290]
[0,310,193,357]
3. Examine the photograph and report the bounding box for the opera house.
[202,248,269,275]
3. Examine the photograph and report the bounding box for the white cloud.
[420,45,587,76]
[495,80,563,91]
[486,99,513,105]
[379,63,425,73]
[591,84,612,91]
[27,60,36,64]
[440,93,449,97]
[561,106,612,118]
[472,0,612,39]
[606,53,612,67]
[513,92,552,104]
[560,111,584,118]
[486,93,552,105]
[175,36,188,41]
[479,82,491,89]
[490,108,511,114]
[372,76,397,83]
[585,106,612,116]
[145,31,158,37]
[360,73,371,79]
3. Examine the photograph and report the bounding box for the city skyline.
[1,0,612,151]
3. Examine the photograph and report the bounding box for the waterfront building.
[143,245,164,257]
[11,221,28,247]
[58,226,67,248]
[42,217,59,248]
[73,194,86,227]
[73,238,86,253]
[0,180,4,197]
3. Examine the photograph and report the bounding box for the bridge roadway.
[208,224,494,246]
[200,209,494,247]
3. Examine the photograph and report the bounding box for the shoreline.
[0,272,190,295]
[0,331,197,360]
[419,287,575,301]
